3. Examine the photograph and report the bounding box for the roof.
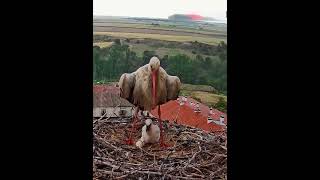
[151,96,227,132]
[93,85,133,108]
[93,84,120,94]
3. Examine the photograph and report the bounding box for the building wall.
[93,107,133,118]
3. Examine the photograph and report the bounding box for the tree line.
[93,40,227,94]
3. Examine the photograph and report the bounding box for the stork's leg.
[158,105,169,148]
[125,107,139,145]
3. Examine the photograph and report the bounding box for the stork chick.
[136,119,160,148]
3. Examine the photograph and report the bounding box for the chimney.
[209,107,213,115]
[180,97,184,105]
[207,115,213,124]
[194,102,200,113]
[220,115,225,124]
[178,97,184,106]
[184,96,187,102]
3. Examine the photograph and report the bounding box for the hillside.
[93,16,227,98]
[168,14,217,22]
[93,41,226,94]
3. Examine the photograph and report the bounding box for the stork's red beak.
[152,69,158,108]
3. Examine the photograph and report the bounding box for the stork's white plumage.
[119,56,181,147]
[136,119,160,148]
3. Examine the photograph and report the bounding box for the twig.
[181,131,204,140]
[114,174,129,179]
[93,117,227,179]
[190,166,203,175]
[185,142,202,167]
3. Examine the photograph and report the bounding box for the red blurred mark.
[187,14,203,20]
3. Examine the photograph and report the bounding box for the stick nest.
[93,117,227,180]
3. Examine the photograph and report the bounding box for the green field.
[94,32,225,45]
[93,42,114,48]
[181,83,217,93]
[179,84,226,111]
[180,90,227,111]
[94,22,226,36]
[191,91,226,102]
[128,44,217,59]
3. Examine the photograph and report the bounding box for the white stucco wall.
[93,107,133,118]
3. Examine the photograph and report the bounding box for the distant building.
[93,85,134,118]
[151,96,227,132]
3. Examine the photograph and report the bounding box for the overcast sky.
[93,0,227,20]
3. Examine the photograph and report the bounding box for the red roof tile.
[151,96,227,132]
[93,85,120,95]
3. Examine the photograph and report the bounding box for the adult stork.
[118,56,181,147]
